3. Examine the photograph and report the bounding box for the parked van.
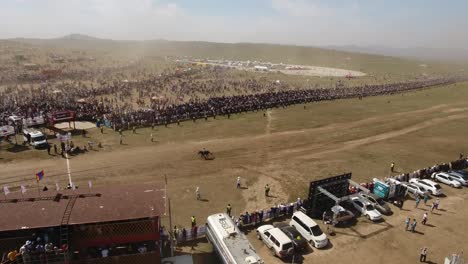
[289,211,328,248]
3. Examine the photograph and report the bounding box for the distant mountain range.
[58,34,103,41]
[325,45,468,63]
[6,34,468,63]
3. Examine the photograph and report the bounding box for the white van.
[289,211,328,248]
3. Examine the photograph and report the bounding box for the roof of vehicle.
[257,225,274,233]
[292,211,318,227]
[360,192,381,200]
[207,213,262,263]
[23,128,43,135]
[268,228,292,244]
[420,179,438,185]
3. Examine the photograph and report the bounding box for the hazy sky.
[1,0,467,48]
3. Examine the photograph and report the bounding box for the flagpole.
[37,180,40,197]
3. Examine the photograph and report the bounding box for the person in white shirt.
[236,177,241,188]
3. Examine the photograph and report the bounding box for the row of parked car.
[402,171,468,197]
[254,170,468,261]
[256,211,328,260]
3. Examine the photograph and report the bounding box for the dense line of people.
[1,65,465,129]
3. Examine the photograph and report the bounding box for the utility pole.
[169,198,174,257]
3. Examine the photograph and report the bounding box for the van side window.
[294,216,310,232]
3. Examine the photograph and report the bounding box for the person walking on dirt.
[191,216,196,228]
[150,133,154,142]
[237,177,241,189]
[422,212,428,225]
[226,204,232,217]
[265,184,270,197]
[47,144,51,155]
[423,193,429,205]
[415,197,421,208]
[133,126,136,134]
[405,217,410,231]
[430,202,436,213]
[390,162,395,173]
[100,126,104,134]
[54,144,58,154]
[434,198,440,210]
[196,187,201,200]
[119,134,123,145]
[420,247,428,262]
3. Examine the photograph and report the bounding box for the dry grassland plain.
[1,39,468,263]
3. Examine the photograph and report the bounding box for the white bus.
[206,213,263,264]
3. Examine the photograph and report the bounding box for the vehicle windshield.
[366,204,375,211]
[434,184,441,189]
[32,136,46,142]
[282,242,293,251]
[310,225,323,236]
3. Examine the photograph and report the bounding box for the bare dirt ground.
[2,83,468,263]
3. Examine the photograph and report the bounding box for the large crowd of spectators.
[1,64,465,130]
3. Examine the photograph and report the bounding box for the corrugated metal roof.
[0,184,166,232]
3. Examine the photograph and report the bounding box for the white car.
[409,178,443,196]
[256,225,294,259]
[431,172,462,188]
[350,196,382,221]
[401,182,430,197]
[289,211,328,248]
[447,171,468,186]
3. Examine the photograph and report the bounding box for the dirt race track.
[1,83,468,263]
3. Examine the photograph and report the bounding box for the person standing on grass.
[422,212,428,225]
[405,217,410,231]
[237,177,241,189]
[420,247,428,262]
[415,196,421,208]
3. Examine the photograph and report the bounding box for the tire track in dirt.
[191,103,454,146]
[291,112,468,161]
